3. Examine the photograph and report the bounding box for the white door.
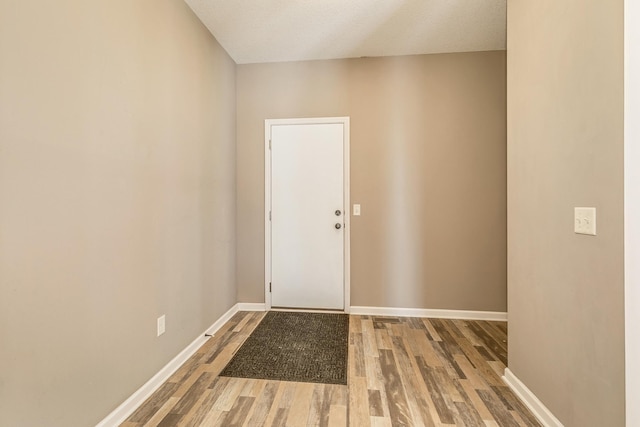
[268,121,346,310]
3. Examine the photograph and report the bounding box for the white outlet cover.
[157,315,166,336]
[574,207,597,236]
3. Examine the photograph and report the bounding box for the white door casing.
[265,117,350,311]
[625,1,640,425]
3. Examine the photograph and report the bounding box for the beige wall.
[237,52,507,311]
[0,1,236,426]
[507,1,625,426]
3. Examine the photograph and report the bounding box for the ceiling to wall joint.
[184,0,507,64]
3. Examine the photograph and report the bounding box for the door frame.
[264,117,351,312]
[626,0,640,423]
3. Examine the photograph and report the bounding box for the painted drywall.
[507,1,625,426]
[237,52,507,311]
[0,1,236,426]
[184,0,507,64]
[626,0,640,424]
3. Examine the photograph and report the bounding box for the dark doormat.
[219,311,349,385]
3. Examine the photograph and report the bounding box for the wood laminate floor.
[121,312,541,427]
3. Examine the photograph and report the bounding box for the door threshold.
[270,307,347,314]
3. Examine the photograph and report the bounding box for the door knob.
[335,210,342,216]
[335,223,342,229]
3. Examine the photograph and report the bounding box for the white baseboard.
[237,302,266,311]
[349,306,507,321]
[95,303,240,427]
[502,368,564,427]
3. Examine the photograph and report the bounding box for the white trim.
[264,120,271,310]
[349,306,507,321]
[626,1,640,425]
[343,118,351,314]
[95,304,239,427]
[502,368,564,427]
[237,303,266,311]
[264,117,351,313]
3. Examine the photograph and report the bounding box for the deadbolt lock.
[335,210,342,216]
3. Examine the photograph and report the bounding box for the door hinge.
[269,210,272,221]
[269,139,272,150]
[269,282,272,292]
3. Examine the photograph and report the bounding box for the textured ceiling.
[184,0,506,64]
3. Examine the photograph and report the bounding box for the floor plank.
[121,312,541,426]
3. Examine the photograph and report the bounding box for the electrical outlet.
[157,315,166,337]
[574,207,596,236]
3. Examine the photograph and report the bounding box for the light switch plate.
[574,207,596,236]
[353,204,361,216]
[157,315,166,336]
